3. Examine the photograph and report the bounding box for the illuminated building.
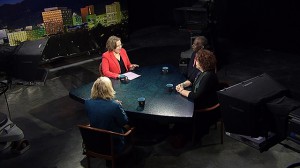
[86,14,97,29]
[42,7,72,35]
[72,13,82,26]
[80,5,94,23]
[86,14,96,24]
[96,14,107,26]
[105,2,122,26]
[25,26,33,31]
[27,28,46,40]
[7,31,28,46]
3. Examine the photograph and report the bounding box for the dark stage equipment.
[288,108,300,144]
[173,0,215,35]
[13,38,48,82]
[217,73,290,138]
[43,30,99,62]
[0,45,17,79]
[3,31,100,83]
[266,96,300,142]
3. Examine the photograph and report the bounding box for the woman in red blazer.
[101,36,139,79]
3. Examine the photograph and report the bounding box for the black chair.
[192,103,223,145]
[78,124,135,168]
[192,81,229,145]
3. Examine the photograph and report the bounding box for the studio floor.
[1,25,300,168]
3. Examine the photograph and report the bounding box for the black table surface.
[69,64,194,120]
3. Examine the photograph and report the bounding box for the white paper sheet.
[122,72,141,80]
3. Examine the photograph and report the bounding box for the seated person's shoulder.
[110,100,122,107]
[102,51,109,57]
[202,71,218,81]
[120,48,127,53]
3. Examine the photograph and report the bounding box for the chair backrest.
[78,124,114,157]
[99,62,104,77]
[194,81,228,113]
[78,124,134,158]
[194,103,220,113]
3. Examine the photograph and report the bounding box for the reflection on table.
[69,64,194,121]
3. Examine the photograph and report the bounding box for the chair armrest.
[78,124,135,137]
[123,127,135,136]
[194,103,220,113]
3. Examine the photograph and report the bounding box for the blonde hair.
[106,35,121,51]
[90,77,115,100]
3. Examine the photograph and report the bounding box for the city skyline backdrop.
[0,0,127,29]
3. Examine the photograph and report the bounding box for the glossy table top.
[69,64,194,119]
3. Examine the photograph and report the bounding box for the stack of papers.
[122,72,141,80]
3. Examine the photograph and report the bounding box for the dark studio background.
[128,0,300,55]
[1,0,300,81]
[1,0,300,54]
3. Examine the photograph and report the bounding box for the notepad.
[122,72,141,80]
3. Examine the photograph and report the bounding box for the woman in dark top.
[175,49,219,142]
[176,49,218,109]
